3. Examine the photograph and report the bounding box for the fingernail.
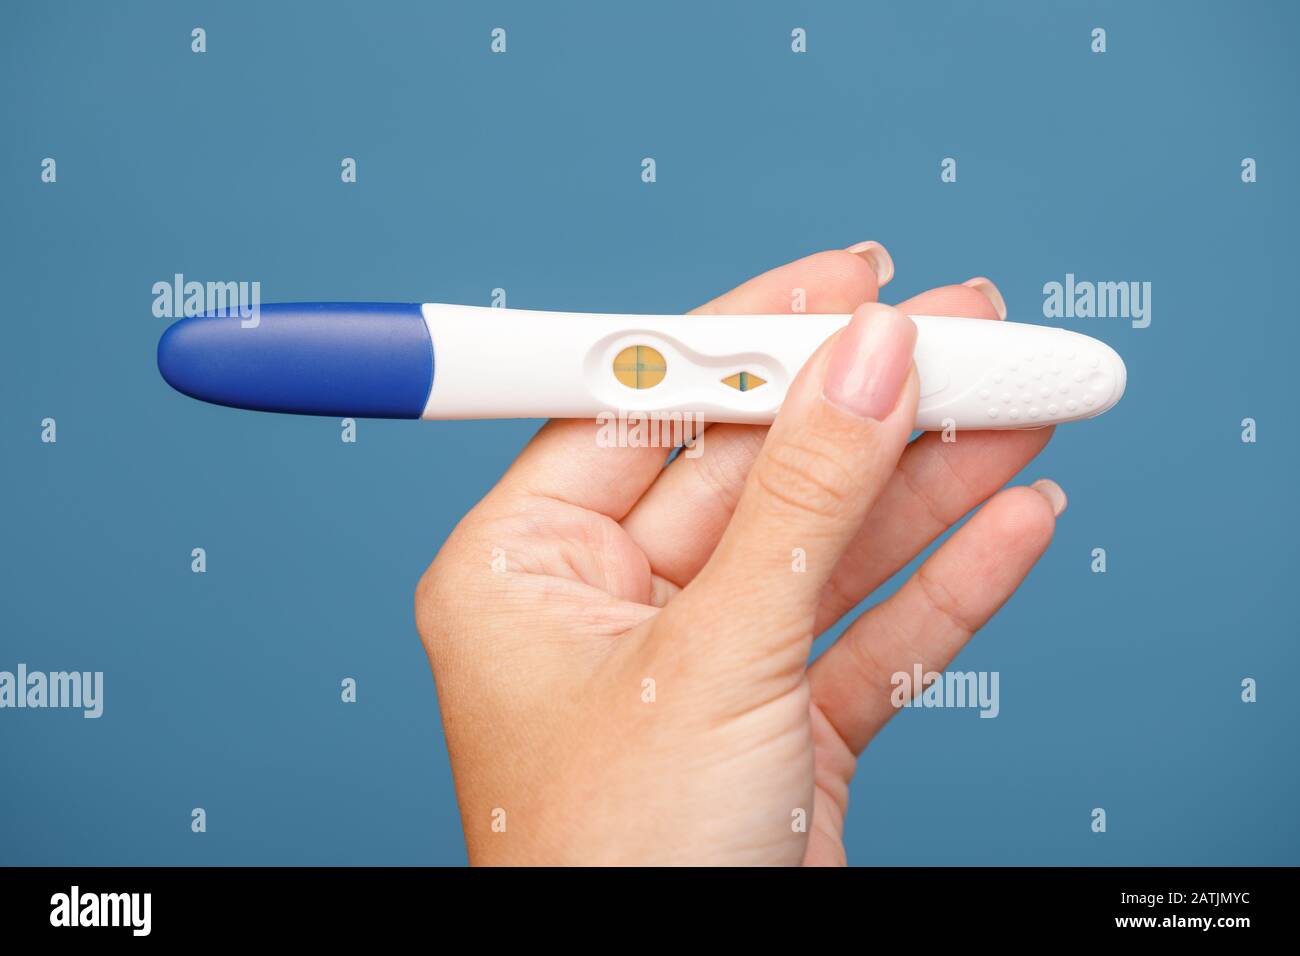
[961,276,1007,320]
[823,304,917,420]
[846,240,894,287]
[1030,478,1067,516]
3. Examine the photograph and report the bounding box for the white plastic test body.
[419,304,1126,430]
[156,302,1126,428]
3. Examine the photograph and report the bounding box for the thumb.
[669,302,918,665]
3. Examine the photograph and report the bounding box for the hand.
[415,245,1065,865]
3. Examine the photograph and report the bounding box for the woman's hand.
[415,245,1064,865]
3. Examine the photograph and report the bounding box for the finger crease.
[894,455,956,533]
[912,564,981,638]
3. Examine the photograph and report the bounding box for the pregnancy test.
[156,302,1126,429]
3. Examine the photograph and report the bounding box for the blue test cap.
[157,302,434,418]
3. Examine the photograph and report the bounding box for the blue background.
[3,0,1296,865]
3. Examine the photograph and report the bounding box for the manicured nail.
[1031,478,1067,516]
[823,304,917,420]
[962,276,1007,320]
[846,240,895,287]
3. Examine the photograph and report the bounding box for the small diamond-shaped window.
[721,371,767,392]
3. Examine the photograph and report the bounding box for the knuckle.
[841,623,897,690]
[894,453,960,531]
[913,564,982,638]
[754,434,859,522]
[413,559,459,651]
[413,566,439,627]
[692,427,762,513]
